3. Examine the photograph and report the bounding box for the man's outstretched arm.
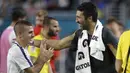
[33,33,75,50]
[46,33,75,50]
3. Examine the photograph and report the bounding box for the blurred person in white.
[7,20,53,73]
[106,17,124,39]
[23,0,37,18]
[0,7,26,73]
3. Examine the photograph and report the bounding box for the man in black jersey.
[34,2,118,73]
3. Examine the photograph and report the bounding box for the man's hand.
[25,40,54,73]
[40,41,54,62]
[115,59,122,73]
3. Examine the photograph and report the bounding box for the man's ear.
[18,32,23,39]
[44,25,49,31]
[88,16,92,22]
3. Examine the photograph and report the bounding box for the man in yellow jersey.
[28,17,60,73]
[116,30,130,73]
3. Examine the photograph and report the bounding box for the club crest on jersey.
[82,39,88,47]
[78,52,85,60]
[91,35,98,41]
[75,62,90,70]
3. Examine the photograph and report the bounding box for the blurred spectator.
[0,7,26,73]
[34,10,48,36]
[92,0,105,10]
[106,17,124,39]
[0,17,3,27]
[46,0,74,10]
[58,0,73,9]
[118,22,124,35]
[23,0,37,18]
[58,0,69,8]
[0,17,4,36]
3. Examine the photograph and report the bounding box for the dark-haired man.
[34,2,118,73]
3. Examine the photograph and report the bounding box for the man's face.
[22,26,34,44]
[119,25,124,33]
[76,10,90,30]
[111,22,121,33]
[36,15,44,25]
[76,10,85,29]
[48,20,60,37]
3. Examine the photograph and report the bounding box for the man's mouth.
[55,32,59,35]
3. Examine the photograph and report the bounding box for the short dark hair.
[117,21,124,28]
[106,17,118,25]
[43,16,57,26]
[14,20,32,36]
[118,22,124,31]
[12,7,26,21]
[77,2,98,22]
[106,17,124,28]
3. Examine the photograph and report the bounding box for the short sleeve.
[13,48,33,70]
[102,27,118,49]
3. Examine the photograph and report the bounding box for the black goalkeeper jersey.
[65,27,118,73]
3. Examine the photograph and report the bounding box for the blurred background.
[0,0,130,73]
[0,0,130,37]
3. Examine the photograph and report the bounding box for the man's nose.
[32,32,35,38]
[76,18,79,23]
[57,27,61,32]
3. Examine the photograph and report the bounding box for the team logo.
[82,39,88,47]
[91,35,98,41]
[76,62,90,70]
[78,52,85,60]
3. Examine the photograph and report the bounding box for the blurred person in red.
[28,16,60,73]
[34,10,48,36]
[106,17,124,39]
